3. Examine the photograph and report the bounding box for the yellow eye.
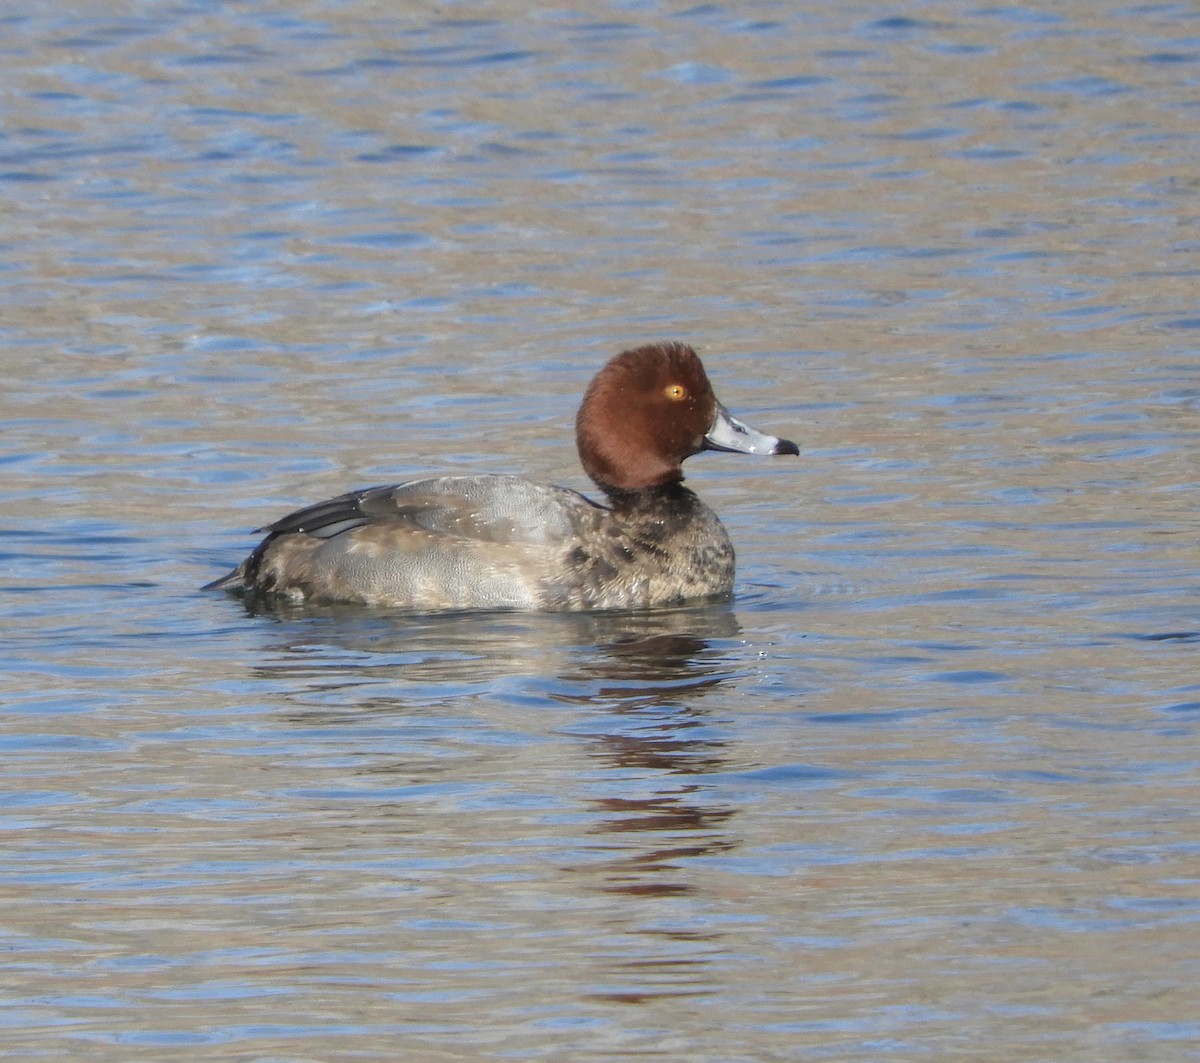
[664,384,687,401]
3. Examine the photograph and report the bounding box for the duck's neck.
[601,480,698,514]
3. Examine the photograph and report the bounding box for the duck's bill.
[704,402,799,456]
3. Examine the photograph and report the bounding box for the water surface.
[2,2,1199,1060]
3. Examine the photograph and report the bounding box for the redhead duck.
[205,342,797,610]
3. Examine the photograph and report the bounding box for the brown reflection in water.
[589,789,737,898]
[590,630,732,677]
[594,719,728,775]
[586,953,719,1005]
[572,630,741,900]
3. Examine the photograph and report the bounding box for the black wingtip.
[202,568,243,592]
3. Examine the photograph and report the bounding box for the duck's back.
[209,474,604,609]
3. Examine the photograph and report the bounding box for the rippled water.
[3,2,1199,1060]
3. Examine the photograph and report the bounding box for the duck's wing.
[204,474,603,592]
[354,474,602,546]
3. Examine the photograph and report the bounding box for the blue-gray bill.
[703,402,799,456]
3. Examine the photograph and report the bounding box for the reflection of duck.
[589,789,737,900]
[242,599,742,691]
[206,342,796,609]
[581,665,738,901]
[553,624,743,900]
[241,600,746,906]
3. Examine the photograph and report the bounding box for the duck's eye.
[664,384,688,401]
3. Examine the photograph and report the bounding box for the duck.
[205,341,798,610]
